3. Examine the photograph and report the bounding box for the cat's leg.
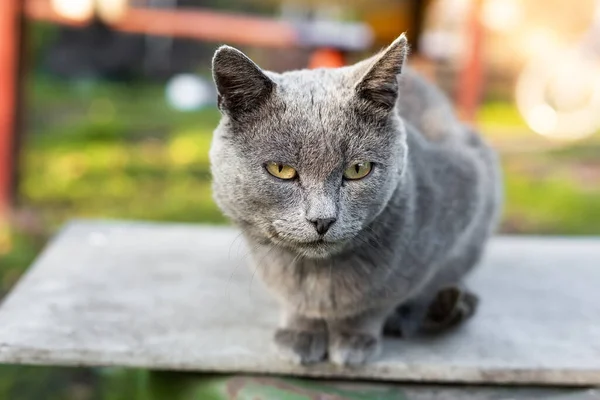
[384,284,479,337]
[385,245,484,338]
[273,310,328,365]
[327,307,392,366]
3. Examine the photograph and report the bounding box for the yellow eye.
[343,162,372,180]
[266,162,297,180]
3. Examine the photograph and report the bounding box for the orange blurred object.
[457,0,484,122]
[0,0,21,217]
[308,49,346,69]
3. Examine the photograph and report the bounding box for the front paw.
[329,332,381,366]
[274,328,327,365]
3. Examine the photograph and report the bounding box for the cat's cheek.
[247,178,301,214]
[337,188,370,229]
[344,176,386,204]
[342,174,396,224]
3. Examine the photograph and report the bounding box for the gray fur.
[209,34,503,366]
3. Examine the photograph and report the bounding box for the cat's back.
[397,67,498,183]
[399,69,502,249]
[397,68,469,144]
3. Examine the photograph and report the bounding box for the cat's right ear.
[212,46,275,116]
[354,34,408,113]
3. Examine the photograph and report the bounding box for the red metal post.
[0,0,22,218]
[456,0,484,122]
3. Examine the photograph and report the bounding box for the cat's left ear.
[212,45,275,116]
[355,34,408,112]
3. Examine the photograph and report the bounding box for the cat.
[209,33,503,366]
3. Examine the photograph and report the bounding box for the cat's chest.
[253,247,402,318]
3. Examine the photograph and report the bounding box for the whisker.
[228,231,244,261]
[248,242,279,297]
[361,224,380,239]
[226,234,263,303]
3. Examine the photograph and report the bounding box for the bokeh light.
[516,49,600,140]
[165,74,215,112]
[50,0,94,21]
[96,0,128,23]
[482,0,522,32]
[521,27,562,59]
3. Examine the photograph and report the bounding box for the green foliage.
[502,150,600,234]
[21,78,224,228]
[0,367,413,400]
[0,225,39,296]
[0,365,100,400]
[477,100,529,130]
[27,23,60,68]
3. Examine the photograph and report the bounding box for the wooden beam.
[24,0,298,48]
[114,7,297,48]
[0,0,22,216]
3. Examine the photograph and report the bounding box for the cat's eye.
[343,162,372,180]
[266,162,297,180]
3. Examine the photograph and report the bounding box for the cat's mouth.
[303,238,326,245]
[266,226,347,257]
[290,239,340,258]
[274,235,343,258]
[280,237,333,248]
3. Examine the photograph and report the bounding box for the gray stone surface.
[0,220,599,386]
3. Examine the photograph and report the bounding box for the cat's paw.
[329,332,381,366]
[422,286,479,333]
[273,328,327,365]
[384,300,429,338]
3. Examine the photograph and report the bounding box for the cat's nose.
[309,218,336,235]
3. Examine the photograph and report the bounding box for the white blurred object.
[516,50,600,140]
[516,0,600,141]
[521,28,562,59]
[279,1,373,51]
[437,0,471,22]
[97,0,129,23]
[420,30,463,60]
[295,20,373,51]
[165,74,215,112]
[482,0,522,32]
[50,0,95,21]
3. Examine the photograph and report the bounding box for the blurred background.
[1,0,600,398]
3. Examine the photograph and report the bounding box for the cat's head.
[210,35,409,259]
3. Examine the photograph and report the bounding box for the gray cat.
[209,34,502,366]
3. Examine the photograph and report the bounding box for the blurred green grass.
[1,78,600,296]
[22,77,224,226]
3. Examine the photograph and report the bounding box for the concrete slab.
[0,220,599,386]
